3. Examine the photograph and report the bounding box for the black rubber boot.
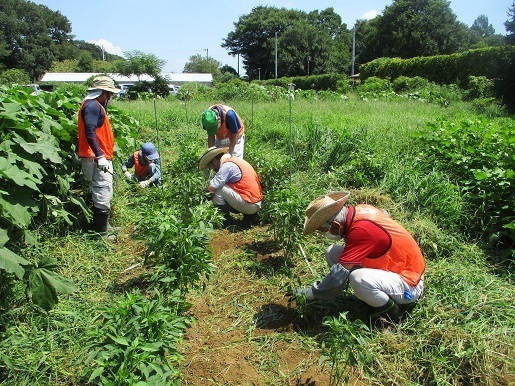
[242,213,259,229]
[372,299,401,329]
[214,204,232,227]
[92,207,116,241]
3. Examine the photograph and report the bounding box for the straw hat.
[303,191,351,235]
[198,146,229,170]
[87,76,121,93]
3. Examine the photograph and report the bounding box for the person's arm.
[338,221,390,270]
[147,159,161,184]
[225,110,241,153]
[208,162,240,192]
[121,154,136,172]
[81,101,104,157]
[208,134,215,148]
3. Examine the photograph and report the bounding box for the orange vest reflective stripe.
[133,151,149,178]
[226,157,263,204]
[350,204,426,286]
[77,100,114,159]
[211,104,245,141]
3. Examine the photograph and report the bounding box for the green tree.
[359,0,471,63]
[114,50,165,80]
[471,15,495,37]
[222,6,350,79]
[506,1,515,44]
[0,0,73,80]
[0,68,30,85]
[75,51,94,72]
[183,54,221,75]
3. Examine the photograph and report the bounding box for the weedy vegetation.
[0,80,513,385]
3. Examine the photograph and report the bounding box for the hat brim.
[87,85,121,93]
[198,147,229,170]
[303,191,350,235]
[204,125,218,136]
[146,152,159,161]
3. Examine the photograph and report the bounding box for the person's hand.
[124,171,133,180]
[287,287,315,300]
[139,180,151,188]
[95,156,109,173]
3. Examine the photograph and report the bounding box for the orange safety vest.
[226,157,263,204]
[133,151,149,178]
[348,204,426,286]
[210,104,245,141]
[77,100,114,159]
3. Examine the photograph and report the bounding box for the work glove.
[124,171,133,180]
[95,155,109,173]
[287,287,315,300]
[139,180,151,188]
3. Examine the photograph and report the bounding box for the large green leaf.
[29,262,77,311]
[0,228,8,247]
[13,132,62,164]
[0,161,40,190]
[0,195,34,228]
[0,246,31,279]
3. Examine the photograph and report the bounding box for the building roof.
[40,72,213,84]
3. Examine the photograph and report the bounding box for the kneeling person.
[292,190,426,327]
[122,142,162,188]
[199,147,263,227]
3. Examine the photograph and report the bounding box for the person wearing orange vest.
[291,191,426,328]
[77,76,121,240]
[122,142,162,188]
[201,104,245,158]
[198,147,263,228]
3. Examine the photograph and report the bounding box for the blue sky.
[35,0,512,74]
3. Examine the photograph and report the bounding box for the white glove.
[95,156,109,173]
[290,287,315,300]
[124,171,133,180]
[139,180,151,188]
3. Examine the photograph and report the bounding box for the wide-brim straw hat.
[87,76,121,93]
[303,190,351,235]
[198,146,229,170]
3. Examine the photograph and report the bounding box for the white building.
[40,72,213,87]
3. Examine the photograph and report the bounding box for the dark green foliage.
[417,118,515,255]
[223,6,350,78]
[0,85,137,310]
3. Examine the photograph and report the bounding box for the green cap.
[202,109,218,135]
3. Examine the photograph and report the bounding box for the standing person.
[122,142,162,188]
[77,76,121,240]
[291,191,426,328]
[201,104,245,158]
[198,147,262,228]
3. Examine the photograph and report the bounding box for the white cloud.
[361,10,381,20]
[88,38,124,57]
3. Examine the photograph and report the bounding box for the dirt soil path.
[178,226,335,386]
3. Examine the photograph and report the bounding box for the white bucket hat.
[198,146,229,170]
[87,76,121,93]
[303,191,351,235]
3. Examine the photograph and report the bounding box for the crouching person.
[122,142,162,188]
[290,191,426,328]
[198,147,263,228]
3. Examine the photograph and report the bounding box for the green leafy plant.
[84,289,189,385]
[321,312,372,385]
[142,206,216,295]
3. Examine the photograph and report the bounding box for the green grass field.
[0,94,513,385]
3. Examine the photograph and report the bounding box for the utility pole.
[275,32,278,81]
[307,56,311,76]
[237,52,240,76]
[258,67,261,81]
[204,48,209,59]
[101,45,105,61]
[351,26,356,76]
